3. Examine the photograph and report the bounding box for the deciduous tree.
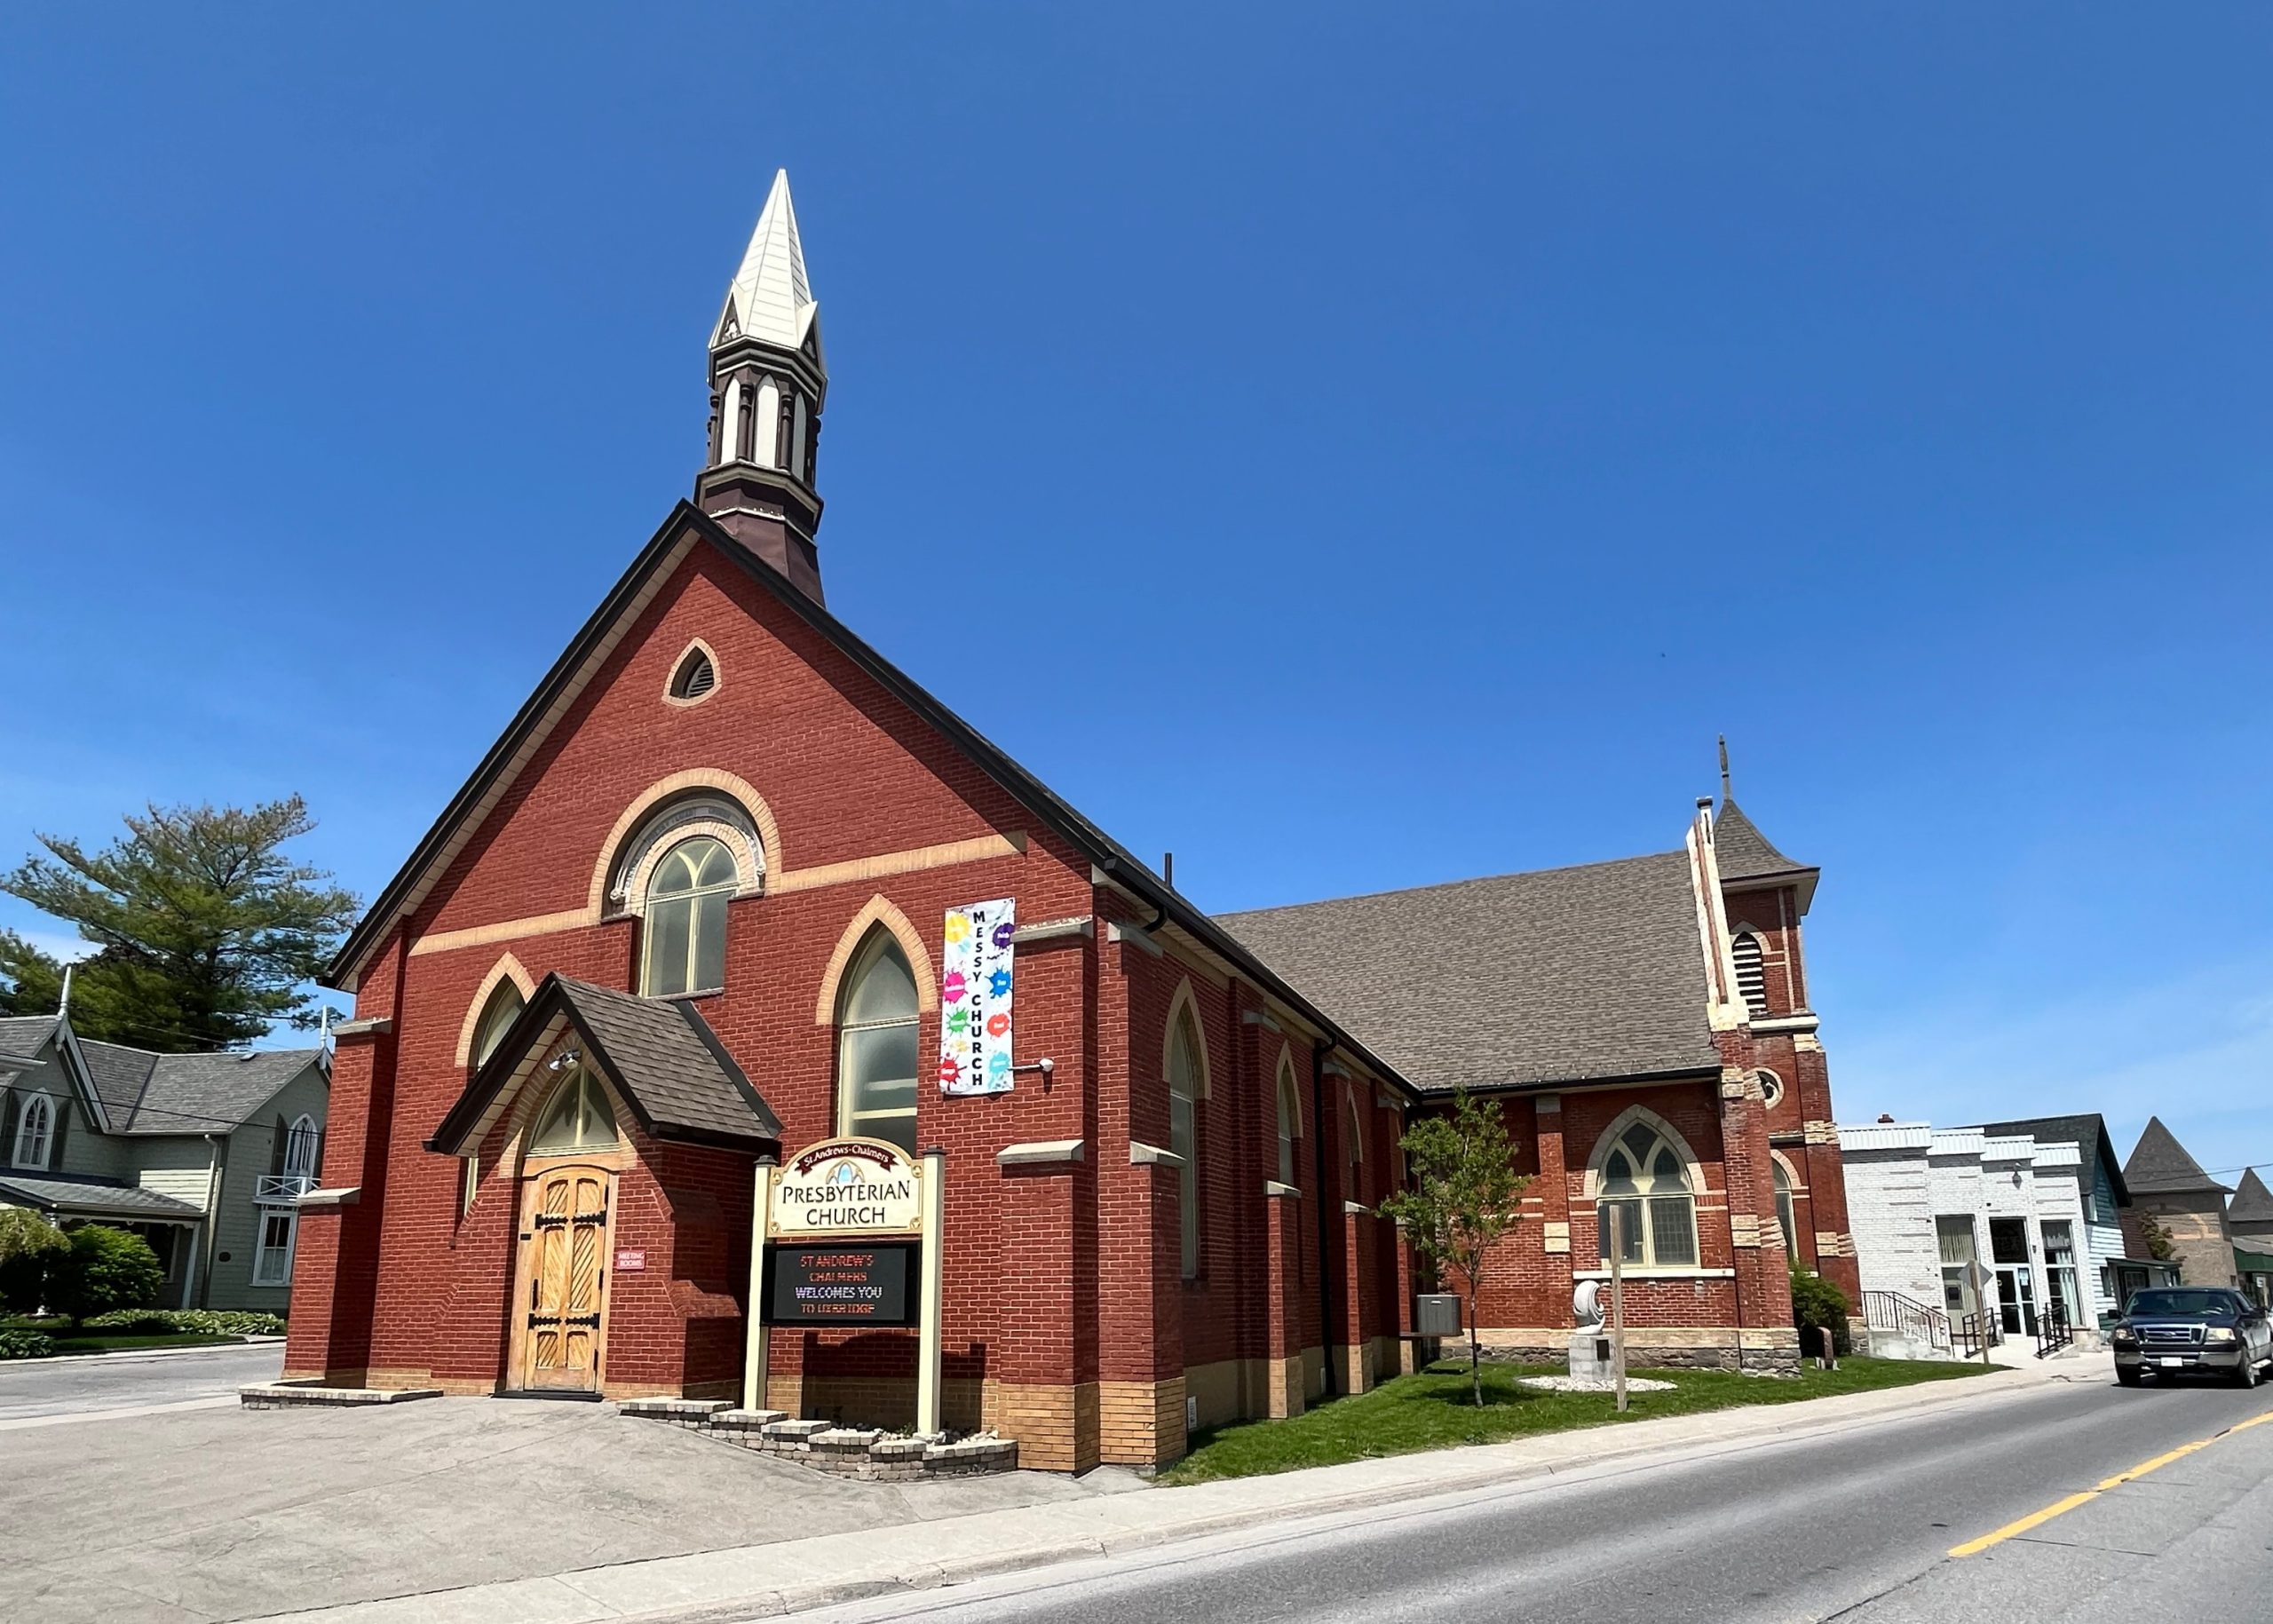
[1382,1089,1531,1406]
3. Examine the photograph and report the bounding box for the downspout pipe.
[1311,1040,1339,1399]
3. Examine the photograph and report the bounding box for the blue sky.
[2,6,2267,1184]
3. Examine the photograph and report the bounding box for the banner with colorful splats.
[939,899,1015,1096]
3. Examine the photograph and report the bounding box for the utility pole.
[1610,1204,1629,1413]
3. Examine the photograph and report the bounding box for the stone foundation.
[621,1398,1018,1480]
[1476,1326,1802,1374]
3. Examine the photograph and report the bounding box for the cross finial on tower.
[1718,735,1732,803]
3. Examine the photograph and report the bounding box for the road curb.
[520,1367,2057,1624]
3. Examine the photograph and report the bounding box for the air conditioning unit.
[1415,1294,1462,1336]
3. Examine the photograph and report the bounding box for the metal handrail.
[2034,1298,2073,1359]
[1861,1289,1952,1352]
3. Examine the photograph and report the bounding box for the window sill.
[652,987,725,1003]
[1572,1266,1736,1280]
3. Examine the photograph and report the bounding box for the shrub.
[0,1208,69,1314]
[0,1327,57,1359]
[1790,1265,1853,1359]
[49,1225,165,1324]
[83,1307,285,1337]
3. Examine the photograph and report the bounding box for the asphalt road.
[0,1341,282,1427]
[806,1376,2273,1624]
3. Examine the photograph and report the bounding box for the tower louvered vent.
[670,647,717,701]
[1731,932,1769,1018]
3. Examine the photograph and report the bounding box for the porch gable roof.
[426,974,780,1156]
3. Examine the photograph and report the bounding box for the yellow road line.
[1948,1402,2273,1558]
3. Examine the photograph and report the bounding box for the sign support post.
[743,1154,777,1413]
[916,1146,946,1436]
[1609,1203,1629,1414]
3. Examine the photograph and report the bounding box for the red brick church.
[285,173,1860,1471]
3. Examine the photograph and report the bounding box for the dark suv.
[2111,1287,2273,1387]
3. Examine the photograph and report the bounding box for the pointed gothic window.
[640,836,735,997]
[836,932,919,1155]
[669,646,718,702]
[1774,1159,1800,1263]
[472,981,527,1067]
[1731,931,1769,1018]
[1596,1120,1699,1268]
[12,1092,54,1170]
[1168,1009,1203,1279]
[1276,1054,1301,1188]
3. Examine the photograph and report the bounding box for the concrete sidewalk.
[253,1364,2071,1624]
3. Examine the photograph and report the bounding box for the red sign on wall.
[614,1248,646,1272]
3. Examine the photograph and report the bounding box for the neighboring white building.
[1839,1116,2105,1356]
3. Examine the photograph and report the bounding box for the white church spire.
[714,170,818,353]
[697,170,830,605]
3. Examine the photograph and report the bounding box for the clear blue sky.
[2,7,2267,1184]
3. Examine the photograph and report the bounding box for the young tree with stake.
[1382,1088,1531,1407]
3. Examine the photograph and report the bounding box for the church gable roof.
[2125,1115,2229,1196]
[335,503,1415,1098]
[1217,852,1722,1095]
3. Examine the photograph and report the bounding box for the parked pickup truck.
[2111,1287,2273,1388]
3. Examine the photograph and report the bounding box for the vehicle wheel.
[2117,1366,2143,1387]
[2236,1356,2261,1390]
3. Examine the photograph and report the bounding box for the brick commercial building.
[284,174,1857,1470]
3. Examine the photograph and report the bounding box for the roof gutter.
[1093,854,1418,1103]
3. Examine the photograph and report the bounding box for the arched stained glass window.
[530,1066,620,1155]
[1596,1120,1699,1268]
[837,933,919,1155]
[641,836,736,997]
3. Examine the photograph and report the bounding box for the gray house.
[0,1014,329,1313]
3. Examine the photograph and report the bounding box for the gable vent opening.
[669,647,718,702]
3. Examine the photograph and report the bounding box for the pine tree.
[1,797,358,1050]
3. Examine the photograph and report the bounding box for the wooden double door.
[511,1162,617,1393]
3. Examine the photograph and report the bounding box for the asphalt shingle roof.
[75,1041,324,1136]
[0,1015,59,1064]
[432,974,780,1152]
[1216,852,1721,1095]
[2125,1115,2229,1197]
[0,1172,205,1220]
[1978,1113,2132,1206]
[557,978,780,1143]
[2227,1168,2273,1227]
[1713,801,1813,883]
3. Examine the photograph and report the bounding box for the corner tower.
[697,170,828,602]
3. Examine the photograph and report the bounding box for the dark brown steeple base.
[696,464,825,605]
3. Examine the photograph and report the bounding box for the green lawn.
[0,1319,248,1357]
[39,1331,244,1354]
[1163,1355,1994,1485]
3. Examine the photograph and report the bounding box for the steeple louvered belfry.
[697,170,828,602]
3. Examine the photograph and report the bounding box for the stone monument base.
[1568,1327,1615,1384]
